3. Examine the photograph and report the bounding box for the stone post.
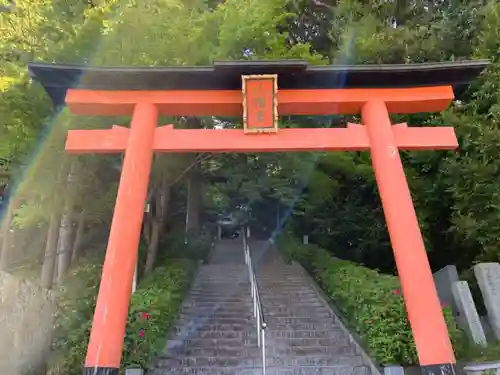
[474,263,500,340]
[451,280,487,346]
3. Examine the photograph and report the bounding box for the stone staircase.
[149,238,378,375]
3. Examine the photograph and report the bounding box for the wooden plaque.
[242,74,278,133]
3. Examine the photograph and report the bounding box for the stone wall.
[0,271,54,375]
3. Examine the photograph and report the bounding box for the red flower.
[394,289,401,296]
[441,302,449,309]
[140,312,151,320]
[139,330,145,337]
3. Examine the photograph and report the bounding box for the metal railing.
[242,226,267,375]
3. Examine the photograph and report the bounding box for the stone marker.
[383,365,404,375]
[464,361,500,375]
[303,235,309,245]
[433,265,460,315]
[474,263,500,340]
[451,280,487,346]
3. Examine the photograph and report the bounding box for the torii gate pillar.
[84,103,158,372]
[363,100,455,369]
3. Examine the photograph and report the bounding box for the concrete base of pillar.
[83,367,119,375]
[420,363,457,375]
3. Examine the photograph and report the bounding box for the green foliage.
[48,256,103,375]
[277,233,465,365]
[160,229,214,263]
[47,256,195,375]
[122,259,196,370]
[456,340,500,363]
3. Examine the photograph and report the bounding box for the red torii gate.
[29,60,488,375]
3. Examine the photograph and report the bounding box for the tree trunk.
[41,211,60,289]
[0,205,13,271]
[56,208,73,282]
[144,218,161,275]
[0,210,12,271]
[70,210,85,264]
[186,162,202,233]
[143,212,152,246]
[56,161,77,283]
[144,185,170,275]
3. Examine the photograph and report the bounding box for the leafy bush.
[276,233,465,365]
[122,259,195,370]
[160,229,214,263]
[47,256,195,375]
[48,256,103,375]
[456,340,500,363]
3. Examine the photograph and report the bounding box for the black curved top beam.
[28,59,490,107]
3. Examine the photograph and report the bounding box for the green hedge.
[122,260,196,369]
[47,257,195,375]
[276,233,465,365]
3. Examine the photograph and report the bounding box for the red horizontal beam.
[65,86,454,117]
[65,125,458,154]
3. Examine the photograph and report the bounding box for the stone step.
[180,305,252,312]
[167,346,261,358]
[256,270,303,275]
[197,266,248,270]
[261,317,336,325]
[260,300,325,307]
[194,276,248,281]
[172,323,254,332]
[258,283,314,288]
[199,264,248,269]
[157,355,365,368]
[190,284,249,289]
[192,278,248,283]
[263,306,332,314]
[176,316,255,324]
[188,290,249,296]
[260,293,324,306]
[191,280,249,285]
[263,322,340,331]
[270,337,352,347]
[185,296,323,304]
[256,276,305,280]
[167,345,357,358]
[269,329,344,339]
[166,336,351,349]
[181,302,252,310]
[184,295,250,302]
[167,337,259,347]
[183,297,253,304]
[260,290,318,295]
[170,328,345,340]
[194,276,248,280]
[257,275,306,279]
[259,289,317,294]
[192,275,249,280]
[257,275,308,288]
[264,311,333,319]
[179,330,253,339]
[150,256,372,375]
[260,291,319,297]
[187,289,250,295]
[197,268,249,272]
[172,322,343,334]
[255,271,304,277]
[180,307,253,316]
[150,365,370,375]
